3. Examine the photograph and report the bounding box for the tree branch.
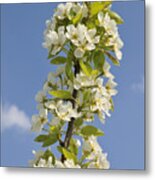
[61,61,80,162]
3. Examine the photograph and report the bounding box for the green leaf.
[50,126,59,133]
[81,125,104,136]
[49,90,72,99]
[105,51,120,66]
[47,50,58,59]
[81,161,92,168]
[69,138,78,155]
[93,50,105,71]
[65,58,74,81]
[87,21,96,29]
[72,10,82,24]
[34,135,48,142]
[79,60,92,76]
[110,98,114,112]
[43,149,55,164]
[57,146,63,154]
[42,134,58,147]
[62,148,76,162]
[74,118,83,128]
[35,134,58,147]
[50,56,67,64]
[108,10,124,24]
[83,90,91,102]
[90,1,111,17]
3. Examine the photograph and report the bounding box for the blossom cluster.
[30,135,109,169]
[31,1,123,169]
[30,150,81,168]
[43,2,123,59]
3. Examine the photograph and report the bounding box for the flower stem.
[61,61,80,162]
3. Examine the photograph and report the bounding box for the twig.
[61,61,80,162]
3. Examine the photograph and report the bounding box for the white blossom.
[31,112,48,132]
[64,159,81,168]
[43,26,66,55]
[45,16,57,31]
[106,78,118,96]
[87,153,110,169]
[103,61,114,79]
[55,66,65,76]
[83,136,102,155]
[55,100,81,121]
[66,24,87,47]
[34,156,54,168]
[83,136,110,169]
[71,3,88,19]
[85,28,100,45]
[54,2,88,21]
[98,12,123,60]
[90,90,111,114]
[66,24,100,58]
[29,150,44,167]
[35,91,46,103]
[54,3,73,20]
[55,159,81,169]
[45,100,56,110]
[50,117,60,126]
[73,72,95,90]
[43,72,56,92]
[74,139,81,147]
[83,112,94,122]
[54,160,65,168]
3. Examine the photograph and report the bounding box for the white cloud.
[131,77,144,93]
[1,104,31,132]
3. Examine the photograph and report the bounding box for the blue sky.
[1,1,144,169]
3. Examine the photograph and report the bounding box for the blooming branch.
[30,1,123,169]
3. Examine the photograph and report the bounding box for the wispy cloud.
[1,104,31,132]
[131,77,144,93]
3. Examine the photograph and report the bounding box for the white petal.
[51,46,61,55]
[85,43,95,51]
[98,11,104,25]
[115,49,122,60]
[74,48,85,58]
[50,117,60,126]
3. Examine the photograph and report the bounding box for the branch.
[61,61,80,162]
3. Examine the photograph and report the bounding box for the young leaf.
[50,126,59,133]
[34,135,48,142]
[49,90,72,99]
[108,10,124,24]
[81,125,104,136]
[65,58,74,81]
[79,60,92,76]
[62,148,77,162]
[57,146,63,154]
[86,20,96,29]
[105,51,120,66]
[93,50,105,71]
[81,161,92,168]
[50,56,67,64]
[72,10,82,24]
[110,98,114,112]
[43,149,55,164]
[69,139,78,155]
[42,134,58,147]
[90,1,111,17]
[74,118,83,128]
[47,51,56,59]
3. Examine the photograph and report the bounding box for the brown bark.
[61,61,80,162]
